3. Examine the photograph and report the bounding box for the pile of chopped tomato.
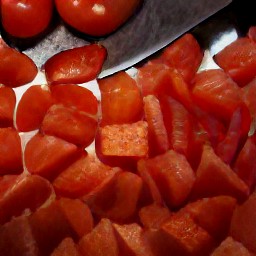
[1,24,256,256]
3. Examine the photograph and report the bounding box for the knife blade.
[6,0,232,79]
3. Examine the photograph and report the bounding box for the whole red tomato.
[1,0,54,38]
[54,0,141,37]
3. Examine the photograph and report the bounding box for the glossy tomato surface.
[1,0,54,38]
[54,0,141,37]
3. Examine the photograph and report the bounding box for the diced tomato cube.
[230,192,256,253]
[41,104,97,147]
[79,218,119,256]
[113,222,154,256]
[138,150,195,209]
[51,84,98,115]
[53,154,119,198]
[51,238,80,256]
[143,95,169,156]
[0,175,20,199]
[0,86,16,128]
[0,216,39,256]
[96,121,148,168]
[191,145,249,202]
[44,44,107,85]
[248,26,256,42]
[233,137,256,191]
[24,133,79,180]
[139,203,172,230]
[211,236,252,256]
[0,174,53,224]
[0,127,22,175]
[16,85,54,132]
[192,69,242,122]
[98,71,143,125]
[179,196,237,241]
[160,33,203,84]
[214,37,256,86]
[85,172,142,223]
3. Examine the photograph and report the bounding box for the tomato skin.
[0,39,37,87]
[54,0,141,37]
[98,72,143,125]
[248,26,256,42]
[0,86,16,128]
[1,0,53,38]
[44,44,107,85]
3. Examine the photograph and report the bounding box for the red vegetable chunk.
[98,71,143,125]
[0,174,53,224]
[16,85,53,132]
[44,44,107,85]
[0,127,22,175]
[214,37,256,86]
[51,238,80,256]
[24,133,79,180]
[0,86,16,128]
[0,39,37,87]
[248,26,256,42]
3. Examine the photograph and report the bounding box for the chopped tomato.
[192,69,242,122]
[0,39,37,87]
[24,133,79,180]
[0,127,22,175]
[191,145,249,202]
[214,37,256,86]
[0,86,16,128]
[0,175,20,199]
[98,72,143,125]
[143,95,169,156]
[53,154,119,198]
[44,44,107,85]
[78,218,119,256]
[51,238,80,256]
[0,174,53,224]
[16,85,53,132]
[51,84,98,115]
[248,26,256,42]
[160,33,203,84]
[138,150,195,209]
[41,104,98,147]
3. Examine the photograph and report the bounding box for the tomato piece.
[51,84,98,115]
[191,145,249,202]
[160,33,203,84]
[0,175,53,224]
[0,39,37,87]
[248,26,256,42]
[44,44,107,85]
[160,96,193,157]
[139,204,172,230]
[95,121,148,169]
[138,150,195,209]
[192,69,242,122]
[86,172,143,223]
[55,0,141,37]
[113,223,154,256]
[51,238,80,256]
[24,133,79,180]
[0,175,20,199]
[53,154,119,198]
[79,218,119,256]
[143,95,169,157]
[233,137,256,191]
[98,72,143,125]
[0,216,39,256]
[1,0,53,38]
[214,38,256,86]
[41,104,97,147]
[16,85,53,132]
[0,86,16,128]
[211,237,252,256]
[0,127,22,175]
[230,192,256,253]
[179,196,237,241]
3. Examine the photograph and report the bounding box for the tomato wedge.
[44,44,107,85]
[51,238,80,256]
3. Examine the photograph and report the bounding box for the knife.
[2,0,232,79]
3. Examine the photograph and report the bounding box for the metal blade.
[21,0,232,78]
